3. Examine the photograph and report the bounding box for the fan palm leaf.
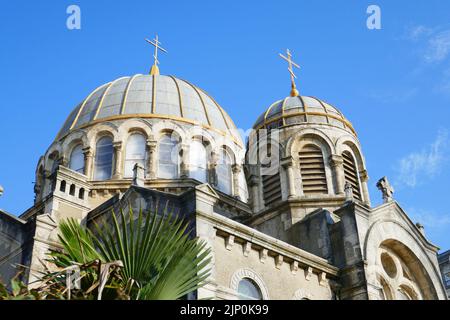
[53,202,211,300]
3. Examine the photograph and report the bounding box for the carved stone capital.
[359,169,369,182]
[113,141,123,150]
[280,156,294,169]
[329,154,344,167]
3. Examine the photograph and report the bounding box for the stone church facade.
[0,53,447,300]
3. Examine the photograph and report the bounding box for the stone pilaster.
[83,146,93,179]
[281,156,296,199]
[209,151,218,186]
[359,169,371,206]
[231,164,242,199]
[180,143,190,178]
[146,139,157,179]
[329,155,345,195]
[112,141,123,179]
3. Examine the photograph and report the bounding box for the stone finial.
[344,182,354,201]
[132,163,145,187]
[376,176,394,203]
[0,185,3,197]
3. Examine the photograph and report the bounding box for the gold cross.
[145,35,168,75]
[279,49,300,97]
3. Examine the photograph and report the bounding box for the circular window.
[381,252,397,278]
[238,278,262,300]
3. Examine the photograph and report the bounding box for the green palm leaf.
[54,202,211,300]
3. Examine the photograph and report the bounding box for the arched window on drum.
[342,151,361,200]
[189,140,208,183]
[69,144,85,174]
[94,136,114,181]
[158,134,180,179]
[124,133,147,178]
[217,148,232,195]
[298,144,328,195]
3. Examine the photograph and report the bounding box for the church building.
[0,38,447,300]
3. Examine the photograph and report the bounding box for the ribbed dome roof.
[57,74,241,144]
[253,95,356,135]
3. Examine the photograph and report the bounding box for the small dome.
[253,95,356,136]
[57,74,241,144]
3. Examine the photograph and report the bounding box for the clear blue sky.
[0,1,449,251]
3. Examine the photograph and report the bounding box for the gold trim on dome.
[93,77,128,121]
[181,79,212,126]
[197,87,232,131]
[256,111,356,136]
[58,113,244,147]
[70,82,111,130]
[121,75,140,115]
[168,76,184,117]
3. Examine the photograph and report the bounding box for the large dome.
[57,74,241,144]
[253,95,356,136]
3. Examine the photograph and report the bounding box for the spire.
[145,35,168,76]
[279,49,300,97]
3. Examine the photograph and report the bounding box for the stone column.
[112,141,123,180]
[231,164,242,199]
[281,156,296,199]
[209,151,218,186]
[146,139,157,179]
[248,166,262,212]
[83,147,93,179]
[359,169,371,206]
[180,143,190,178]
[329,155,345,195]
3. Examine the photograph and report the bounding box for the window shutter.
[299,145,328,195]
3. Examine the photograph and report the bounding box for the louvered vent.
[299,145,328,195]
[262,172,282,207]
[342,151,361,200]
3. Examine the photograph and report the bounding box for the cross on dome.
[279,49,300,97]
[145,34,168,76]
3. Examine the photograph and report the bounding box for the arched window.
[217,148,232,194]
[60,180,66,193]
[69,144,85,174]
[94,136,113,181]
[342,151,361,200]
[189,140,208,183]
[158,134,179,179]
[79,188,85,200]
[69,184,76,196]
[124,133,147,178]
[299,144,328,195]
[238,278,262,300]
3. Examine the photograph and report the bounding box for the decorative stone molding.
[225,235,235,251]
[292,289,313,300]
[230,268,270,300]
[260,248,268,263]
[275,255,283,269]
[243,241,252,257]
[305,267,313,281]
[319,272,328,287]
[291,261,299,274]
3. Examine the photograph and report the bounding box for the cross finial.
[279,49,300,97]
[145,34,168,76]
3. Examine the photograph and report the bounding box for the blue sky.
[0,1,449,251]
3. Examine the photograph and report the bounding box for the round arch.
[364,219,446,299]
[230,268,270,300]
